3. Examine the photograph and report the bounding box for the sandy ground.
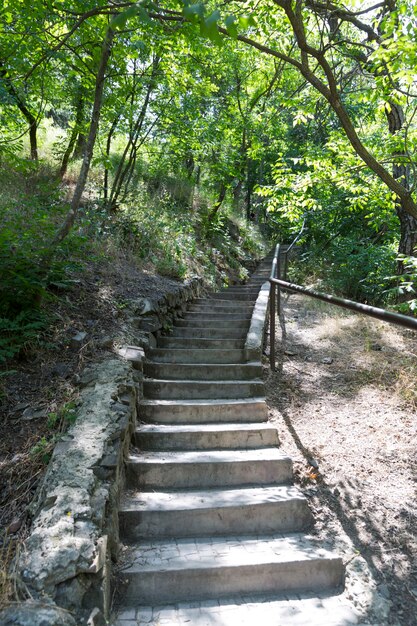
[266,293,417,626]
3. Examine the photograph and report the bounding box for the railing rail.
[268,236,417,370]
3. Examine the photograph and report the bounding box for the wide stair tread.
[145,348,247,364]
[120,533,344,604]
[119,484,313,540]
[115,593,360,625]
[138,397,268,423]
[143,362,262,380]
[126,447,293,489]
[135,422,277,450]
[142,378,264,400]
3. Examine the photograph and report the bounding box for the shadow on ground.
[266,294,417,626]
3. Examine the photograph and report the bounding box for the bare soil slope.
[266,293,417,626]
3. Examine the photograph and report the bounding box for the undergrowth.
[0,160,266,366]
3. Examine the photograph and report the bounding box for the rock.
[130,297,156,316]
[131,314,161,333]
[22,407,47,421]
[0,603,77,626]
[8,517,23,534]
[13,402,30,412]
[321,356,333,364]
[116,346,145,369]
[70,332,87,349]
[307,457,319,469]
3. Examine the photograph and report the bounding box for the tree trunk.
[103,114,120,201]
[107,56,159,209]
[246,157,255,221]
[72,132,87,160]
[60,89,84,178]
[397,204,417,257]
[51,27,115,248]
[233,179,243,209]
[0,63,38,160]
[385,102,417,266]
[207,183,227,222]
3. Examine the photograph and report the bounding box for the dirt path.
[266,293,417,626]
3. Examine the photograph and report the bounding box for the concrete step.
[143,362,262,381]
[145,348,247,364]
[182,312,252,321]
[168,327,247,339]
[208,293,257,301]
[120,533,344,604]
[142,379,264,400]
[126,448,292,490]
[134,422,279,450]
[119,485,312,540]
[114,592,361,625]
[192,299,255,309]
[218,287,260,294]
[139,397,268,424]
[188,305,254,315]
[174,318,250,328]
[157,337,244,349]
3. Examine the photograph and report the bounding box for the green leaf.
[111,5,141,30]
[200,10,222,44]
[183,2,205,22]
[225,14,238,39]
[238,15,257,30]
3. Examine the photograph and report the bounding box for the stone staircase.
[114,258,359,625]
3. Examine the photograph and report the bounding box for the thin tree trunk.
[72,132,87,160]
[103,114,120,201]
[60,90,84,179]
[207,183,227,222]
[386,103,417,257]
[51,27,115,248]
[108,57,159,209]
[0,63,38,160]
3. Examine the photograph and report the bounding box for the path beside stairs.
[113,257,361,625]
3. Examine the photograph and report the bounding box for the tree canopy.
[1,0,417,313]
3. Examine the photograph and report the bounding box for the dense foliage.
[1,0,417,360]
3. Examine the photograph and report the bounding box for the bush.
[291,238,397,305]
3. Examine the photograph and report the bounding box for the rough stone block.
[0,603,77,626]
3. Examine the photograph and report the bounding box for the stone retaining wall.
[0,277,204,626]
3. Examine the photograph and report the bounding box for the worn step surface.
[174,318,251,328]
[157,337,244,349]
[146,348,247,364]
[120,533,344,605]
[134,422,278,450]
[208,293,258,301]
[120,485,313,540]
[126,447,293,489]
[191,299,256,309]
[143,361,262,381]
[115,592,360,626]
[143,379,264,400]
[169,326,248,338]
[139,397,268,423]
